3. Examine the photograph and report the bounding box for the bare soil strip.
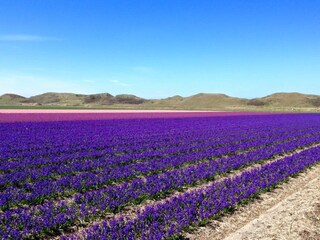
[184,163,320,240]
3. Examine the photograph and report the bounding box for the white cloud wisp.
[0,34,61,42]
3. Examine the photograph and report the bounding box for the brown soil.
[184,163,320,240]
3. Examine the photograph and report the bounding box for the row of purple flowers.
[70,145,320,240]
[1,131,319,238]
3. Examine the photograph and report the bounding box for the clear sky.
[0,0,320,99]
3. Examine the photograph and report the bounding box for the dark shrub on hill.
[309,98,320,107]
[247,99,266,106]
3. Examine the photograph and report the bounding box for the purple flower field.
[0,113,320,239]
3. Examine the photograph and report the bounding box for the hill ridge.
[0,92,319,110]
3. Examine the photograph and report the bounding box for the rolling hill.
[248,92,320,108]
[0,92,319,111]
[0,94,27,105]
[146,93,248,110]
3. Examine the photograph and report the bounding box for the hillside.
[0,92,147,107]
[26,93,87,106]
[0,92,319,111]
[146,93,247,110]
[248,92,320,108]
[0,94,27,105]
[179,93,247,109]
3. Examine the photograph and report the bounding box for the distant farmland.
[0,112,319,239]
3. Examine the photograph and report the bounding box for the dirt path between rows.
[185,163,320,240]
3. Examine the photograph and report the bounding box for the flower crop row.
[1,117,295,170]
[0,123,307,192]
[0,123,276,172]
[1,117,246,159]
[1,131,319,238]
[1,115,314,161]
[1,114,320,239]
[70,145,320,240]
[1,126,317,209]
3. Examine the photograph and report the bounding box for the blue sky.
[0,0,320,98]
